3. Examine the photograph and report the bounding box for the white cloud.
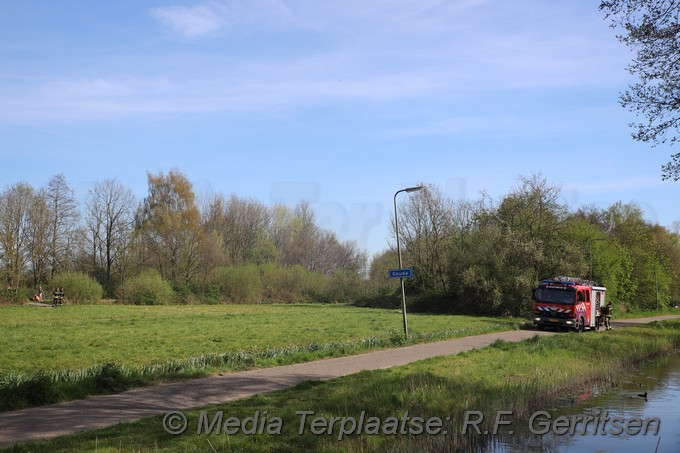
[0,0,632,123]
[150,0,294,39]
[150,3,226,38]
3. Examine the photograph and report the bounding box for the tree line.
[0,171,366,303]
[373,174,680,316]
[2,171,678,315]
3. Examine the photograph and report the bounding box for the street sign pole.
[393,186,423,339]
[389,269,413,278]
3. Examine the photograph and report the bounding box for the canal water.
[492,352,680,453]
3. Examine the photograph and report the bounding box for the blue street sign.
[389,268,414,279]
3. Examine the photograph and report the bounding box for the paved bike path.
[1,315,677,448]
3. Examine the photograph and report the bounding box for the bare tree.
[291,201,321,271]
[44,174,80,276]
[268,203,302,268]
[85,178,136,295]
[267,201,364,274]
[25,190,52,285]
[0,183,34,295]
[393,184,454,292]
[203,194,271,265]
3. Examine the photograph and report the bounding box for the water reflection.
[494,352,680,453]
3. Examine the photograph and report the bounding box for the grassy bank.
[6,319,680,452]
[0,304,523,411]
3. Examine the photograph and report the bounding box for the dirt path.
[1,315,678,448]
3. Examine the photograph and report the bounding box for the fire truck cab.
[532,276,606,332]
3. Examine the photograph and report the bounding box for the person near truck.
[601,301,613,330]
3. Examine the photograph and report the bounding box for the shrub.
[258,263,319,303]
[94,363,134,393]
[258,263,288,303]
[0,373,60,409]
[323,270,365,303]
[117,270,175,305]
[208,265,263,304]
[50,271,103,305]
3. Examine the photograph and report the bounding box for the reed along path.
[1,315,678,448]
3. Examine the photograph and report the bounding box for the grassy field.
[0,304,524,374]
[0,304,524,410]
[7,319,679,452]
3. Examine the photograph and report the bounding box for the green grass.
[7,319,680,453]
[615,307,679,319]
[0,304,523,410]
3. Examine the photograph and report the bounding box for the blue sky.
[1,0,677,256]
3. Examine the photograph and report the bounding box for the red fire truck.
[532,276,606,332]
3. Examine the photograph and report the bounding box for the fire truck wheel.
[574,317,585,333]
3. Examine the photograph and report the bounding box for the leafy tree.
[137,170,203,285]
[447,224,542,316]
[645,224,676,307]
[665,221,680,302]
[600,0,680,180]
[248,227,280,265]
[564,211,635,304]
[601,202,671,308]
[495,174,574,279]
[369,249,398,281]
[446,175,579,316]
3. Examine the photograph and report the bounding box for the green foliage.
[116,270,175,305]
[248,227,280,265]
[417,178,680,315]
[601,203,674,308]
[0,362,146,411]
[257,263,315,303]
[205,263,368,305]
[137,170,203,285]
[3,171,678,314]
[447,226,538,316]
[208,265,264,304]
[49,271,103,305]
[0,373,59,410]
[324,269,366,303]
[93,362,139,393]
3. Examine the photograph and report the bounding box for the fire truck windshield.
[535,287,575,304]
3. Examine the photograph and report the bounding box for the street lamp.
[394,185,424,338]
[589,237,606,281]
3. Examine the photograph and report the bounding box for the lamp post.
[589,237,606,281]
[394,185,424,338]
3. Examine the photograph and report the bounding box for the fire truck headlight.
[534,317,541,322]
[565,320,573,325]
